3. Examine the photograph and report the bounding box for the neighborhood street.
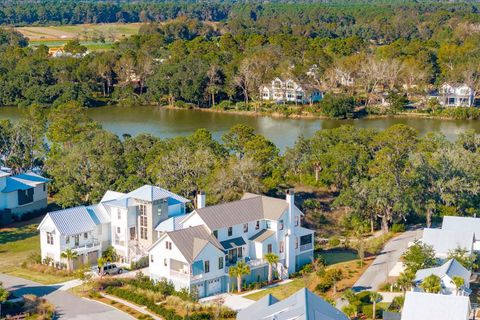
[0,273,134,320]
[352,228,423,292]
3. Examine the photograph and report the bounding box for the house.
[401,291,471,320]
[414,259,471,296]
[148,190,315,298]
[260,78,323,104]
[236,288,349,320]
[38,185,189,268]
[442,216,480,251]
[438,83,475,107]
[0,169,49,224]
[419,228,474,259]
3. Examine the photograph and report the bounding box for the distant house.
[419,228,474,259]
[48,47,89,58]
[414,259,471,296]
[401,291,471,320]
[438,83,475,107]
[260,78,323,104]
[442,216,480,251]
[237,288,349,320]
[38,185,189,268]
[0,169,49,224]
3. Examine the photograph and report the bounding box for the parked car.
[99,264,122,275]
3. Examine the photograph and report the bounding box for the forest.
[0,1,479,118]
[2,102,480,235]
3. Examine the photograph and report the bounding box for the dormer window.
[228,227,233,237]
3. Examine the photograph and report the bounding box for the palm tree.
[396,270,415,294]
[0,282,9,318]
[451,276,465,296]
[341,289,360,317]
[61,248,78,271]
[369,291,383,320]
[97,257,107,278]
[228,261,250,293]
[420,274,441,293]
[264,253,279,284]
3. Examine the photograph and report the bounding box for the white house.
[438,83,475,107]
[38,185,189,268]
[401,291,471,320]
[0,170,49,224]
[414,259,471,296]
[237,288,349,320]
[442,215,480,251]
[148,190,315,298]
[260,78,323,104]
[419,228,474,259]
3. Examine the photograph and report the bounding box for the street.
[0,273,134,320]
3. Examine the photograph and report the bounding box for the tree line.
[3,102,480,235]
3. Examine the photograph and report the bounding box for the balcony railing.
[299,243,313,252]
[71,240,100,252]
[169,269,203,282]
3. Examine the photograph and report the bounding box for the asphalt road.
[352,228,423,292]
[0,273,134,320]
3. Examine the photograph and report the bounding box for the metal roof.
[421,228,474,256]
[126,185,190,203]
[237,288,349,320]
[415,259,470,287]
[155,215,187,232]
[249,229,275,243]
[152,225,224,263]
[220,237,246,250]
[442,215,480,239]
[47,207,99,236]
[192,194,288,230]
[401,291,470,320]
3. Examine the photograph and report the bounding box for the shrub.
[318,93,355,119]
[328,236,341,248]
[391,223,406,233]
[130,256,149,270]
[315,277,333,293]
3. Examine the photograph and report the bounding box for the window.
[238,247,243,258]
[280,241,284,253]
[243,223,248,233]
[65,236,69,244]
[267,244,272,253]
[139,204,148,240]
[164,258,167,266]
[266,221,271,229]
[43,184,46,192]
[74,235,79,246]
[295,237,299,249]
[165,241,172,250]
[255,221,260,230]
[157,204,163,216]
[218,257,224,269]
[116,227,121,234]
[205,260,210,273]
[117,209,121,220]
[279,220,284,230]
[130,227,136,240]
[150,255,154,263]
[228,227,233,237]
[46,232,54,245]
[84,232,88,239]
[213,230,218,238]
[294,216,299,227]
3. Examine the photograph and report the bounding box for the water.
[1,106,479,151]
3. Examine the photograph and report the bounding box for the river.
[0,106,478,151]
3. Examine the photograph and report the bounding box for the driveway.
[352,228,423,292]
[199,293,255,311]
[0,273,134,320]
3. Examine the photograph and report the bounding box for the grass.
[0,218,75,284]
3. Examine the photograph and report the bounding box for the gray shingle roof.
[162,225,224,263]
[192,194,288,230]
[237,288,349,320]
[401,291,470,320]
[421,228,474,255]
[249,229,275,243]
[442,215,480,239]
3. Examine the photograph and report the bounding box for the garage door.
[192,283,205,298]
[207,278,222,296]
[88,251,99,265]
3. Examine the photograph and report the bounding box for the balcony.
[169,269,203,282]
[71,240,101,253]
[299,243,313,252]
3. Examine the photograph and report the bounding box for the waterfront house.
[438,83,475,107]
[38,185,189,268]
[236,288,349,320]
[419,228,474,259]
[148,190,315,298]
[414,259,471,296]
[260,78,323,104]
[0,169,49,224]
[401,291,471,320]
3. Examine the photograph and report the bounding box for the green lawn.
[0,220,74,284]
[243,279,305,301]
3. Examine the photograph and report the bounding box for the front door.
[228,249,237,265]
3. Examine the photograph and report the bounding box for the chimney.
[286,189,295,228]
[197,191,206,209]
[285,188,296,274]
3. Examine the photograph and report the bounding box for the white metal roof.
[401,291,470,320]
[421,228,474,256]
[442,215,480,239]
[45,206,99,236]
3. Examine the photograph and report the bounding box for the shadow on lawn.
[0,224,38,244]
